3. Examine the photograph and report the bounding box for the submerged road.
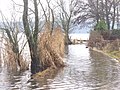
[0,44,120,90]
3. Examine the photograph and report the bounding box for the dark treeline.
[74,0,120,30]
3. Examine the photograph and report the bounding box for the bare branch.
[11,0,35,14]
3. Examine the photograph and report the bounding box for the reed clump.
[38,26,65,70]
[4,39,28,71]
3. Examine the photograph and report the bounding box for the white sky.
[0,0,46,21]
[0,0,12,15]
[0,0,70,21]
[0,0,23,21]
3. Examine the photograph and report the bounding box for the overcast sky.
[0,0,70,21]
[0,0,48,21]
[0,0,12,16]
[0,0,23,21]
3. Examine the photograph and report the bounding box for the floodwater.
[0,44,120,90]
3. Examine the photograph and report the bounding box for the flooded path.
[0,44,120,90]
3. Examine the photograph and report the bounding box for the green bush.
[94,20,109,39]
[94,20,108,32]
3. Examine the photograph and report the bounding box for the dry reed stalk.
[4,39,28,71]
[38,26,65,70]
[4,40,17,71]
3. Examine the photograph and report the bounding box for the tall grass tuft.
[38,26,65,70]
[4,38,28,72]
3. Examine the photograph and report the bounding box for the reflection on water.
[0,44,120,90]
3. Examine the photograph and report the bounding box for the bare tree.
[117,3,120,29]
[39,0,58,34]
[57,0,77,44]
[23,0,42,74]
[74,0,120,30]
[0,10,28,71]
[111,0,120,29]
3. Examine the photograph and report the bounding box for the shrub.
[94,20,108,32]
[4,38,28,72]
[94,20,110,40]
[104,39,120,52]
[88,31,103,49]
[109,29,120,40]
[38,26,65,70]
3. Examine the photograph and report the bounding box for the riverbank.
[91,47,120,63]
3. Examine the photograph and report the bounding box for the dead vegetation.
[0,24,65,75]
[104,39,120,52]
[33,66,62,83]
[32,25,65,80]
[32,66,64,88]
[4,38,28,72]
[38,26,65,70]
[88,31,103,49]
[88,31,120,51]
[88,30,120,60]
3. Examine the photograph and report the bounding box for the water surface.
[0,44,120,90]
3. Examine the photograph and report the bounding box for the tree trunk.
[112,0,116,30]
[65,31,71,45]
[101,0,105,20]
[105,0,110,30]
[117,6,119,29]
[30,47,42,74]
[96,0,99,23]
[23,0,41,74]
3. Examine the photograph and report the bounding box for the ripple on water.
[0,44,120,90]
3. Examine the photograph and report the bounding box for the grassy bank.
[106,51,120,60]
[92,48,120,63]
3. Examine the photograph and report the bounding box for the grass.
[92,48,120,62]
[107,51,120,60]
